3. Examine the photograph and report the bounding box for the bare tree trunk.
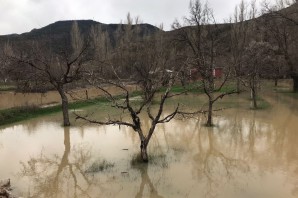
[251,87,258,109]
[57,85,70,126]
[236,78,241,94]
[140,140,149,162]
[206,100,213,127]
[236,65,241,94]
[274,78,278,87]
[292,75,298,92]
[284,51,298,92]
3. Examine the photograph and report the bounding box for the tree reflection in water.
[193,125,249,198]
[190,105,298,198]
[11,93,298,197]
[134,163,164,198]
[20,127,97,198]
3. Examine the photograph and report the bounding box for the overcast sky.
[0,0,273,35]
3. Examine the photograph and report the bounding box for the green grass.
[159,82,204,93]
[0,90,145,126]
[218,84,237,93]
[0,105,59,126]
[159,82,236,94]
[0,97,111,126]
[257,99,271,110]
[0,82,268,126]
[0,84,16,91]
[246,97,271,110]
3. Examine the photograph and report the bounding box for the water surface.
[0,93,297,198]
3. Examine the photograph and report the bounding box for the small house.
[189,67,223,81]
[213,67,223,78]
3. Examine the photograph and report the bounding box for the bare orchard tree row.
[240,41,275,109]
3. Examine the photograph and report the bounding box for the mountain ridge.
[0,19,161,39]
[0,3,296,55]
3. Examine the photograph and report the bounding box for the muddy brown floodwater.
[0,92,298,198]
[0,85,138,110]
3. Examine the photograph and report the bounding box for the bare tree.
[230,0,251,93]
[172,0,238,126]
[4,21,89,126]
[262,0,298,25]
[76,19,182,162]
[240,41,274,109]
[0,44,15,85]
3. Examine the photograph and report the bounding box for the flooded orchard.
[0,86,137,110]
[0,92,298,198]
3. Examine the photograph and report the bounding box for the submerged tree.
[230,0,254,93]
[172,0,238,126]
[4,21,89,126]
[76,18,182,162]
[240,41,274,109]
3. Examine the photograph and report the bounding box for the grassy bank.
[159,81,237,94]
[253,97,271,110]
[0,97,110,126]
[0,84,16,91]
[0,90,144,126]
[0,82,262,126]
[0,82,238,126]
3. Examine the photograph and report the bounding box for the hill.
[0,3,296,52]
[0,20,161,51]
